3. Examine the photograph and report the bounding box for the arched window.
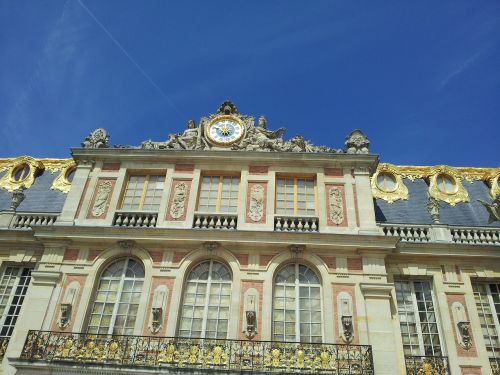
[88,258,144,335]
[273,264,322,343]
[179,260,232,339]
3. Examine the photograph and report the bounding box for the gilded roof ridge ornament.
[373,163,499,204]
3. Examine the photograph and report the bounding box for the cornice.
[30,225,398,252]
[71,148,380,170]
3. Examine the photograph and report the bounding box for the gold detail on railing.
[0,337,9,360]
[20,331,374,374]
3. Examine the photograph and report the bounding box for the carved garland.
[91,181,113,217]
[329,187,344,225]
[170,182,188,220]
[248,184,264,222]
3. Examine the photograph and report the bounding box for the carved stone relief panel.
[246,182,267,224]
[86,179,116,219]
[166,179,192,221]
[326,185,347,226]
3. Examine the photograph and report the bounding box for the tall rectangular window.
[197,176,239,213]
[276,178,316,216]
[0,266,32,338]
[121,175,165,211]
[472,283,500,364]
[395,280,443,357]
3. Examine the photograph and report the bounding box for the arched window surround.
[261,254,333,343]
[76,247,153,335]
[167,249,242,339]
[272,262,324,343]
[86,257,145,336]
[178,260,233,339]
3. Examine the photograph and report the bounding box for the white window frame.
[272,263,323,343]
[0,266,32,338]
[395,279,446,357]
[197,175,240,214]
[472,282,500,360]
[178,260,232,339]
[87,258,144,336]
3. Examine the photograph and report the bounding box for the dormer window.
[376,172,397,192]
[12,164,30,182]
[436,174,457,194]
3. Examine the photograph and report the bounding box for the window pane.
[273,264,322,343]
[87,258,144,335]
[178,261,232,339]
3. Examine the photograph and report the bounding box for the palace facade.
[0,101,498,375]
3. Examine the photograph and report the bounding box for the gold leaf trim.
[0,156,44,192]
[373,164,500,205]
[371,163,408,203]
[427,166,468,206]
[50,160,77,193]
[0,157,74,193]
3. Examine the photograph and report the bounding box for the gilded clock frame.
[205,115,246,147]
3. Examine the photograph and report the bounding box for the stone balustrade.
[112,211,158,228]
[274,216,319,232]
[11,213,58,228]
[379,224,431,242]
[451,227,500,245]
[193,213,237,230]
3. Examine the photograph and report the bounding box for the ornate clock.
[206,115,245,146]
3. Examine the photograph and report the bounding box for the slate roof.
[0,170,67,213]
[375,178,500,228]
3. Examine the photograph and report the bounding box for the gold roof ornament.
[0,156,44,192]
[0,157,75,193]
[372,164,500,205]
[371,163,408,203]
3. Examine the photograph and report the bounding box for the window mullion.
[108,260,127,335]
[216,177,222,213]
[295,264,300,342]
[201,260,213,339]
[0,268,20,332]
[411,282,425,356]
[487,285,500,344]
[294,179,298,215]
[139,175,150,210]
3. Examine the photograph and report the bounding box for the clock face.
[207,116,244,146]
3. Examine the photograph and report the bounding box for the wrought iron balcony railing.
[491,358,500,375]
[20,330,374,374]
[0,336,9,360]
[405,355,450,375]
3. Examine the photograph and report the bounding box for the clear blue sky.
[1,1,499,166]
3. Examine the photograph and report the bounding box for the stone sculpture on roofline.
[81,100,370,155]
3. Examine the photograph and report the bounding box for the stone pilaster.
[360,282,402,375]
